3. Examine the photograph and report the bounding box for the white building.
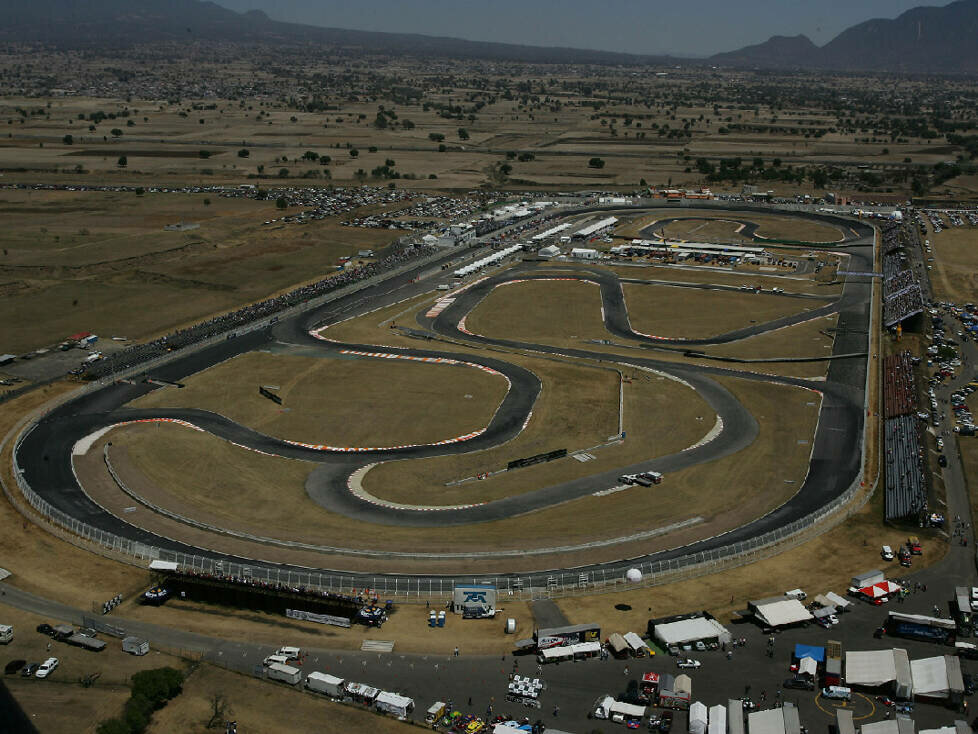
[570,248,599,260]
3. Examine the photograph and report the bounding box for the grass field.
[79,367,815,571]
[622,283,819,339]
[0,189,399,353]
[146,664,419,734]
[0,602,192,734]
[923,222,978,304]
[464,279,609,348]
[557,486,946,633]
[128,352,509,447]
[363,359,713,505]
[0,384,149,609]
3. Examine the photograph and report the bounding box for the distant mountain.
[0,0,674,65]
[713,0,978,73]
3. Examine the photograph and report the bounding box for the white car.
[677,658,701,669]
[828,615,840,626]
[35,657,58,679]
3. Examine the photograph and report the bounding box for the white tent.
[798,657,817,677]
[708,704,726,734]
[688,702,708,734]
[654,617,731,647]
[374,691,414,718]
[845,649,912,698]
[835,710,855,734]
[824,591,853,610]
[538,245,561,257]
[748,708,786,734]
[751,598,813,627]
[911,656,964,699]
[727,700,745,734]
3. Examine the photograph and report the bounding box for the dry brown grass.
[128,352,508,447]
[0,383,149,608]
[0,189,399,353]
[146,663,419,734]
[363,359,712,505]
[0,602,194,734]
[121,594,533,656]
[464,279,610,348]
[622,283,819,339]
[558,488,947,633]
[924,222,978,304]
[615,212,844,244]
[78,370,816,572]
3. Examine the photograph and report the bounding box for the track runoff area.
[16,203,875,594]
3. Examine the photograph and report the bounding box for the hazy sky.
[215,0,943,56]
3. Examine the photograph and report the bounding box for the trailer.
[266,662,302,685]
[425,702,447,724]
[0,625,11,644]
[306,672,345,697]
[607,632,629,658]
[67,634,106,652]
[375,691,414,718]
[122,637,149,656]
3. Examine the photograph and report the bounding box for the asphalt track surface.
[13,206,875,580]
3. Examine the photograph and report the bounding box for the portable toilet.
[437,611,446,627]
[429,611,437,627]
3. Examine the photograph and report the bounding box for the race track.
[11,204,875,583]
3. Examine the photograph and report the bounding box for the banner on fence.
[507,448,566,470]
[286,608,351,628]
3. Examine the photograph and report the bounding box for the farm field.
[0,189,400,354]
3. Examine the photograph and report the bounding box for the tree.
[117,155,127,167]
[278,167,289,178]
[198,150,210,159]
[812,169,829,189]
[374,112,388,129]
[237,148,249,158]
[588,157,605,169]
[302,151,319,161]
[62,134,73,145]
[428,133,445,143]
[276,196,287,209]
[457,128,469,140]
[110,128,123,137]
[349,149,359,158]
[400,119,415,130]
[206,692,232,729]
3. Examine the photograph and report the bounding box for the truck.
[375,691,415,718]
[266,662,302,685]
[306,671,345,697]
[122,637,149,656]
[0,625,12,644]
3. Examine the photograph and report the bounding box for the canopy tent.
[835,710,855,734]
[654,617,731,647]
[824,591,853,610]
[911,656,964,699]
[708,704,726,734]
[793,644,825,663]
[751,598,813,627]
[860,580,902,598]
[812,606,837,619]
[748,708,786,734]
[727,700,745,734]
[798,657,818,677]
[688,701,708,734]
[845,649,912,697]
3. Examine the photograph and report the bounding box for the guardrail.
[3,205,877,602]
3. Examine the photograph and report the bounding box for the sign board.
[507,448,566,470]
[286,608,351,628]
[259,386,283,405]
[452,585,497,614]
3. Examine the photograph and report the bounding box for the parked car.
[783,677,814,691]
[660,710,674,732]
[20,662,39,677]
[676,658,701,669]
[35,623,53,637]
[35,657,58,679]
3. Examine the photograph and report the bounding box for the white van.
[276,646,301,661]
[822,686,851,701]
[785,589,807,601]
[263,654,290,667]
[881,545,894,561]
[0,625,12,644]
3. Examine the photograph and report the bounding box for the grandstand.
[881,221,924,328]
[882,350,927,521]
